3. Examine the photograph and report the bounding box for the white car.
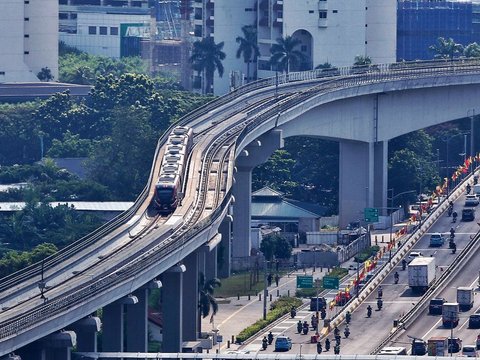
[408,251,423,262]
[462,345,478,357]
[465,194,479,206]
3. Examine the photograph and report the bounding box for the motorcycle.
[325,339,331,352]
[394,272,399,284]
[290,308,296,318]
[303,321,308,335]
[367,306,372,318]
[344,326,350,338]
[448,207,453,217]
[452,212,457,223]
[320,309,326,320]
[345,311,351,324]
[268,332,273,345]
[377,299,383,311]
[262,337,268,350]
[402,259,407,271]
[335,334,341,345]
[297,321,302,333]
[317,342,323,354]
[334,345,340,355]
[451,244,457,254]
[467,184,471,194]
[334,327,340,337]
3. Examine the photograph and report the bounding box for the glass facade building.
[397,0,473,61]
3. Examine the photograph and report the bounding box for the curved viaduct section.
[1,61,480,358]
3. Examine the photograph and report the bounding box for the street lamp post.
[443,132,471,195]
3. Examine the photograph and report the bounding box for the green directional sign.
[364,207,379,222]
[296,275,313,288]
[323,276,340,290]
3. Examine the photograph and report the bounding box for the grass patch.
[327,267,348,279]
[215,271,263,297]
[354,246,380,263]
[236,297,302,343]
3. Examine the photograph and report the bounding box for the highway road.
[250,187,480,356]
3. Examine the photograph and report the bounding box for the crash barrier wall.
[320,171,477,339]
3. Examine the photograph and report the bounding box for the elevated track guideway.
[2,59,480,355]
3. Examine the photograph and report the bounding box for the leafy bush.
[354,246,380,263]
[295,288,320,298]
[236,297,302,343]
[328,267,348,279]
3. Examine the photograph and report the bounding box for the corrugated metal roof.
[252,186,284,198]
[252,200,320,220]
[0,202,134,212]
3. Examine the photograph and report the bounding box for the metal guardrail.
[2,59,480,345]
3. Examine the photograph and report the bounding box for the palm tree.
[429,37,464,60]
[236,25,260,83]
[189,37,226,94]
[270,35,306,74]
[315,62,332,70]
[353,55,372,66]
[464,42,480,58]
[198,272,221,321]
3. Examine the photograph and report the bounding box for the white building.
[195,0,397,95]
[0,0,58,82]
[60,10,151,58]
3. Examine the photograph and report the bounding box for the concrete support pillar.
[182,252,199,341]
[232,130,283,259]
[69,316,101,352]
[17,342,45,360]
[218,219,231,279]
[205,246,218,280]
[162,265,186,352]
[44,331,76,360]
[102,301,124,356]
[103,295,138,360]
[126,288,148,352]
[339,140,371,228]
[374,141,388,212]
[232,168,252,258]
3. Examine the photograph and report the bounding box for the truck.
[408,257,436,292]
[474,183,480,197]
[457,287,474,311]
[442,302,459,328]
[428,336,448,356]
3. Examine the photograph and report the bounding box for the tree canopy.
[270,36,306,74]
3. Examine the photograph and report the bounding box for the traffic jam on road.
[241,175,480,357]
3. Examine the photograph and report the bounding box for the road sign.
[323,276,340,289]
[364,207,379,222]
[296,275,313,288]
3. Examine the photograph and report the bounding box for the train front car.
[153,126,193,214]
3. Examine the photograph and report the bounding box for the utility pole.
[263,258,268,320]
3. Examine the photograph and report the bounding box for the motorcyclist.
[325,338,331,352]
[317,341,323,354]
[345,311,351,324]
[452,211,458,223]
[402,258,407,271]
[320,308,326,320]
[377,298,383,310]
[303,321,309,334]
[450,227,455,238]
[335,334,341,345]
[311,314,318,330]
[297,320,302,333]
[451,242,457,254]
[467,183,471,194]
[268,331,274,345]
[367,305,372,317]
[262,336,268,350]
[334,326,340,337]
[334,345,340,355]
[344,325,350,338]
[394,271,399,284]
[290,306,296,318]
[377,286,383,298]
[474,176,478,185]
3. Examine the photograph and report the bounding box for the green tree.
[260,233,292,261]
[315,62,332,70]
[190,37,226,94]
[236,25,260,83]
[464,42,480,58]
[252,150,297,195]
[260,235,276,261]
[429,37,464,60]
[37,67,54,82]
[270,36,306,74]
[198,272,221,320]
[87,105,157,199]
[353,55,372,66]
[46,131,96,158]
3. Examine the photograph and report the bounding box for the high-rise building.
[193,0,396,95]
[397,0,474,61]
[0,0,58,82]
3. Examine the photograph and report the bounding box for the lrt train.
[153,126,193,214]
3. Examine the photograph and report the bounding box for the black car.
[448,338,462,353]
[469,314,480,329]
[429,298,446,315]
[309,297,326,311]
[462,208,476,221]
